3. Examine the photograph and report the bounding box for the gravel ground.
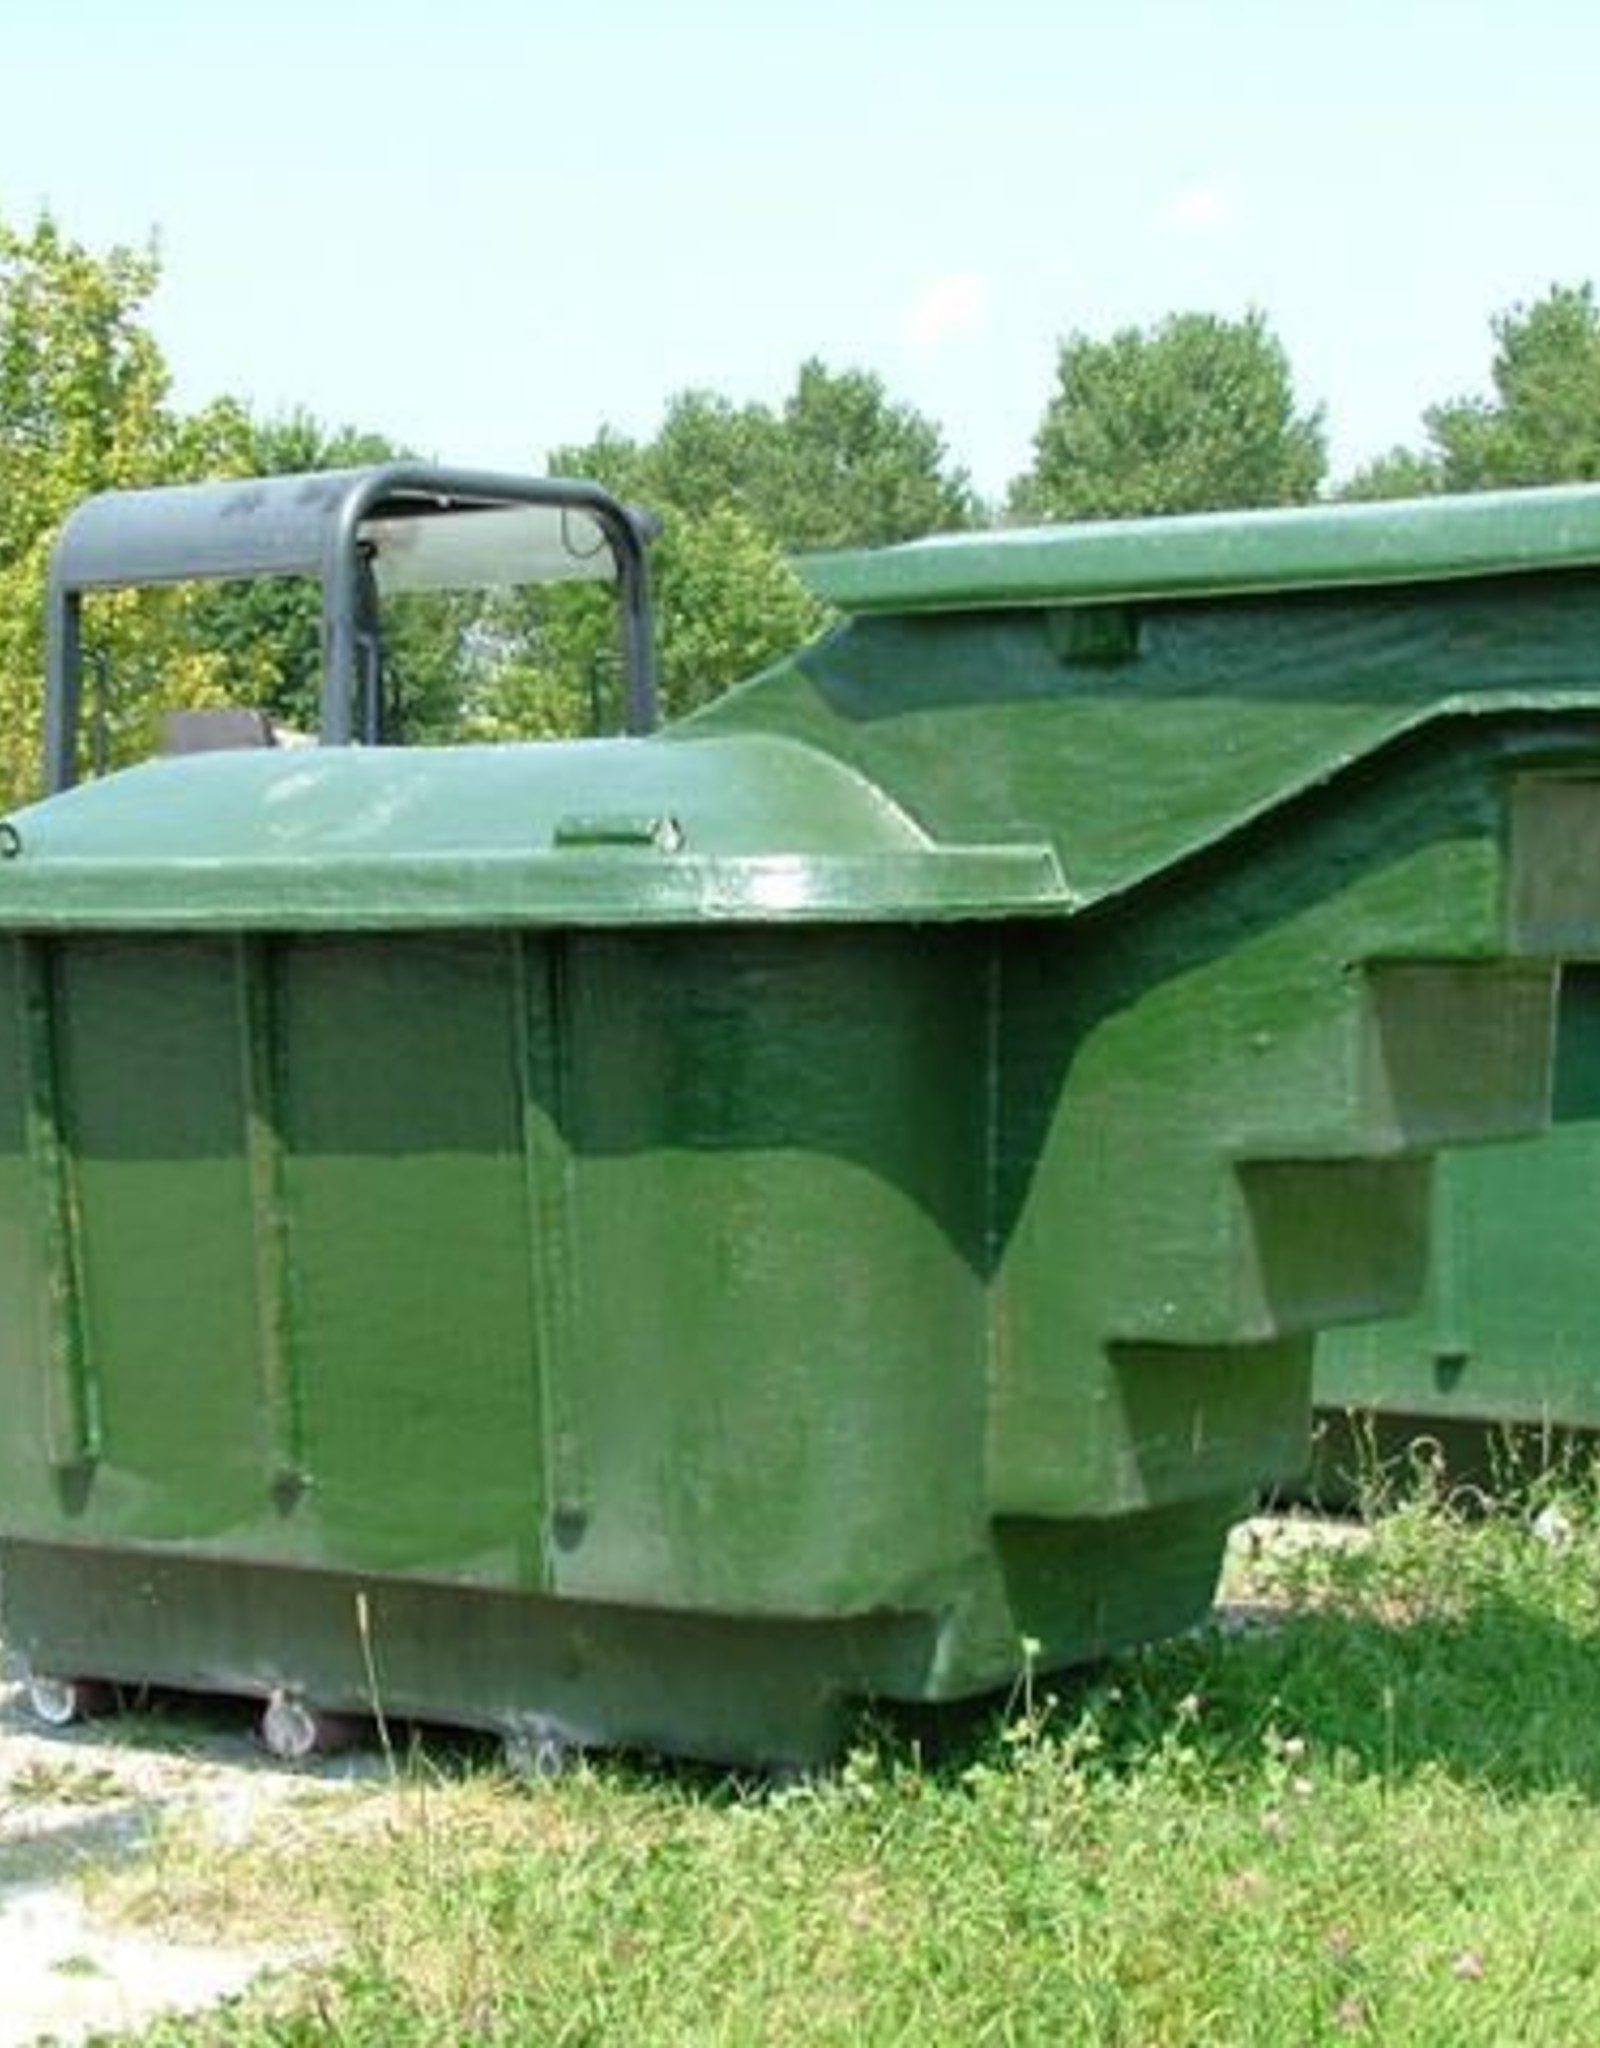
[0,1680,380,2047]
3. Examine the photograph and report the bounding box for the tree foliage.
[649,504,829,710]
[761,358,979,548]
[0,210,249,800]
[1340,284,1600,502]
[1009,310,1326,523]
[465,357,965,738]
[462,504,827,741]
[554,359,977,551]
[0,222,491,789]
[1428,284,1600,491]
[1336,446,1445,503]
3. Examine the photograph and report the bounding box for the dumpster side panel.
[0,925,993,1625]
[277,934,548,1582]
[0,933,553,1584]
[548,928,992,1617]
[0,938,274,1535]
[0,945,58,1521]
[53,938,269,1531]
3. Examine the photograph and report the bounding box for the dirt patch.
[0,1681,380,2046]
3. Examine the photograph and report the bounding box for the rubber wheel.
[502,1727,576,1779]
[261,1691,322,1761]
[23,1674,111,1729]
[259,1690,362,1762]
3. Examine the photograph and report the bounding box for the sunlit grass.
[111,1458,1600,2044]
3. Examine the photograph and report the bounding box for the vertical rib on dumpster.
[234,936,303,1506]
[16,938,99,1480]
[509,929,587,1567]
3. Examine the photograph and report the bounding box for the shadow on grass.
[593,1567,1600,1810]
[0,1802,158,1898]
[888,1585,1600,1807]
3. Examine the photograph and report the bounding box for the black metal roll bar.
[43,463,659,793]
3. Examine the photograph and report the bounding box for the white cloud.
[1164,182,1237,235]
[904,272,990,349]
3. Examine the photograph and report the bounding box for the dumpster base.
[0,1544,926,1769]
[0,1501,1244,1766]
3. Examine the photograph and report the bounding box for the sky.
[3,0,1597,501]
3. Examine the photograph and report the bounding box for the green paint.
[1315,783,1600,1485]
[1314,952,1600,1487]
[5,484,1600,1760]
[15,939,99,1476]
[1313,1118,1600,1492]
[799,483,1600,614]
[234,935,303,1501]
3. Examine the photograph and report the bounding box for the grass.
[92,1457,1600,2044]
[5,1757,126,1807]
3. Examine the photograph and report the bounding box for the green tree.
[1337,446,1445,503]
[471,357,966,737]
[1428,283,1600,490]
[0,209,247,799]
[608,392,768,521]
[651,503,829,711]
[555,360,977,551]
[1336,284,1600,503]
[463,504,827,738]
[759,359,978,548]
[1009,309,1326,522]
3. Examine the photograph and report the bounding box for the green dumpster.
[1312,1110,1600,1498]
[4,471,1600,1765]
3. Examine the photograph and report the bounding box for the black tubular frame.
[42,464,659,793]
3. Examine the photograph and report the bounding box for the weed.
[51,1952,107,1979]
[6,1758,125,1808]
